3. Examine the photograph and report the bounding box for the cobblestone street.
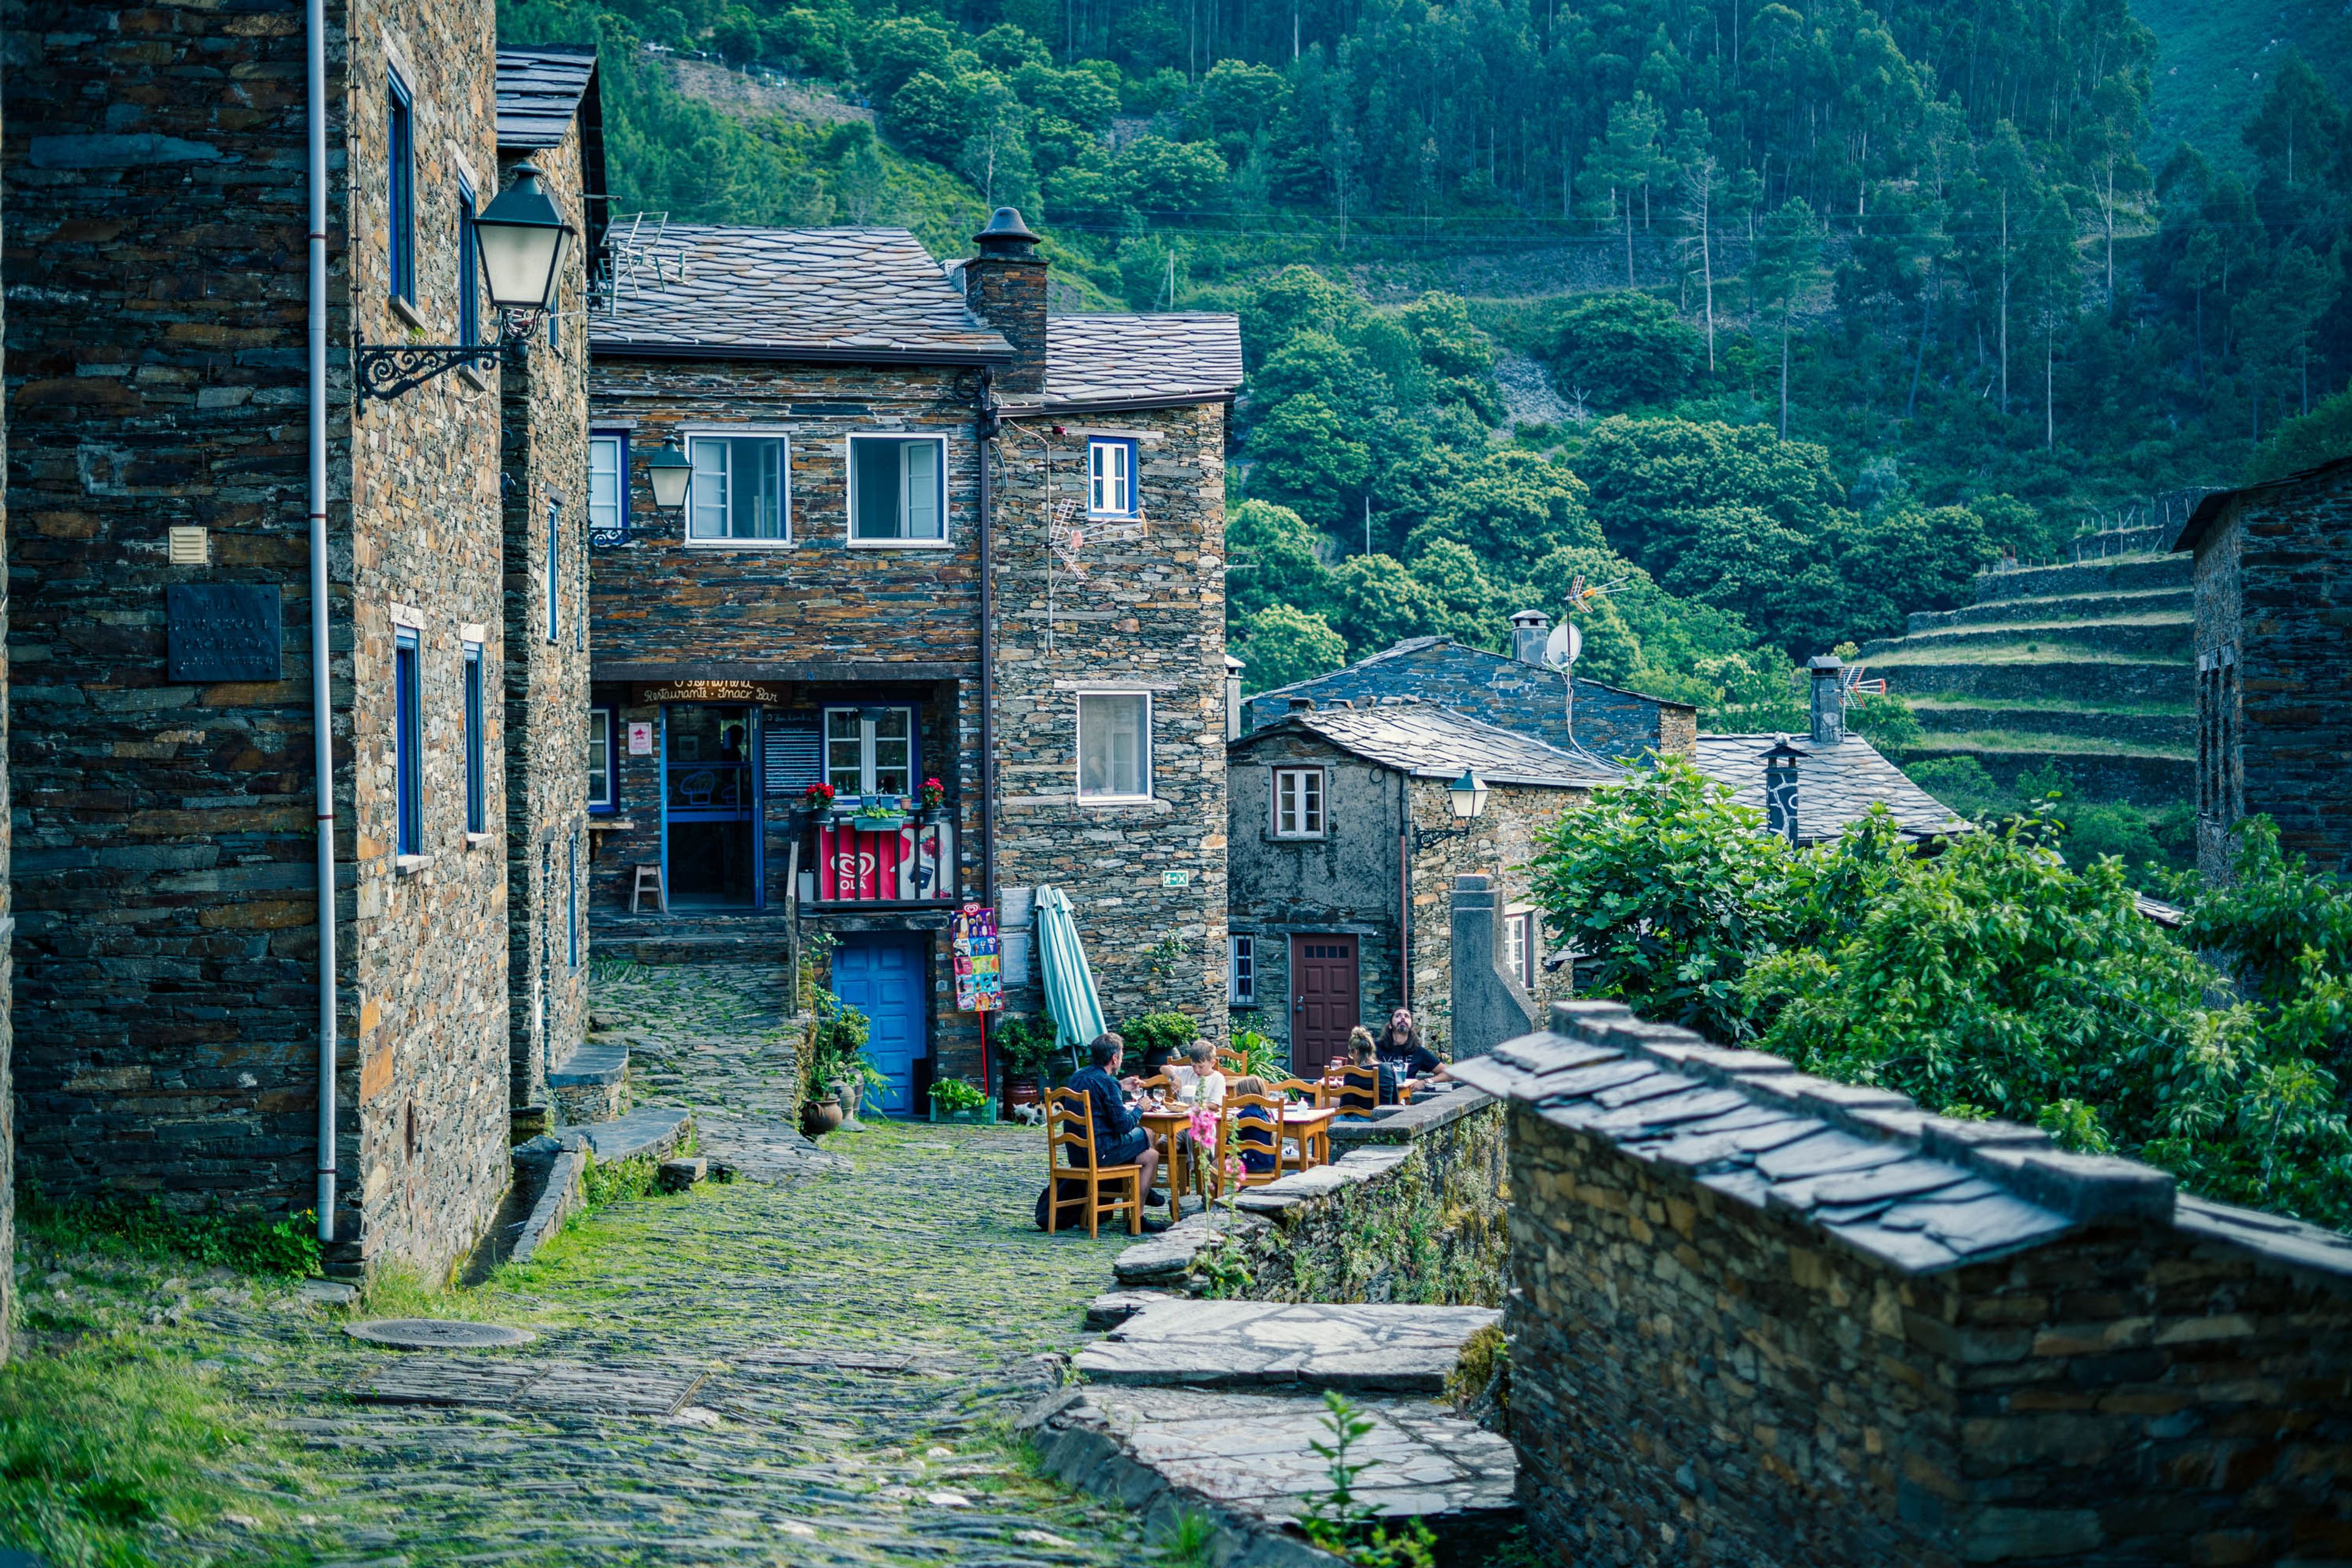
[188,961,1147,1566]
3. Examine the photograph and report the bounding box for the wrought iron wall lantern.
[644,436,692,510]
[1412,769,1490,850]
[357,166,575,404]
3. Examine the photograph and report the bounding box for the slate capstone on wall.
[1455,1000,2352,1568]
[8,0,519,1283]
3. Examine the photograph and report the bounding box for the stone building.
[494,48,605,1120]
[1694,657,1970,846]
[586,212,1238,1109]
[1226,699,1610,1066]
[1241,622,1697,763]
[6,2,586,1279]
[1457,1000,2352,1567]
[0,78,13,1360]
[2173,456,2352,881]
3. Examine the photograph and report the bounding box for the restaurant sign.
[635,680,787,706]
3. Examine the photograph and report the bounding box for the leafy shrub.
[929,1078,989,1114]
[22,1190,321,1280]
[1117,1011,1200,1066]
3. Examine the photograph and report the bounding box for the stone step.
[1973,552,2188,604]
[548,1038,628,1125]
[1074,1298,1501,1393]
[1867,656,2190,704]
[1908,704,2194,748]
[575,1107,692,1166]
[1907,584,2191,634]
[1860,616,2190,660]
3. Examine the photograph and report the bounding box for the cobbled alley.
[26,962,1150,1566]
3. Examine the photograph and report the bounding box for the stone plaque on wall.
[167,584,282,682]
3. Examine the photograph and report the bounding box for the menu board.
[951,903,1001,1012]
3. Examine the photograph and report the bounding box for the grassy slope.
[2131,0,2352,169]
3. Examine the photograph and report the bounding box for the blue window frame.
[462,641,486,835]
[456,174,479,345]
[1087,437,1137,517]
[388,72,416,305]
[545,501,560,644]
[394,627,422,855]
[589,432,626,548]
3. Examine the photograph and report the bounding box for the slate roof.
[1452,998,2352,1281]
[1694,733,1969,843]
[2171,453,2352,554]
[495,47,598,150]
[592,227,1015,363]
[1038,313,1243,409]
[1240,701,1620,790]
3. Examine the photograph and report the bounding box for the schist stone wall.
[1243,639,1697,763]
[0,75,15,1362]
[6,0,514,1282]
[585,352,991,1072]
[2186,462,2352,880]
[500,130,594,1115]
[989,402,1231,1040]
[1455,1001,2352,1568]
[1226,727,1579,1065]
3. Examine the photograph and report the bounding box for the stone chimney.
[962,207,1048,394]
[1510,609,1550,666]
[1808,656,1845,745]
[1762,736,1806,845]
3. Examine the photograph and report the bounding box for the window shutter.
[764,713,823,795]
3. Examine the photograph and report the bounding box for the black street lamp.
[644,435,693,512]
[1414,769,1490,850]
[358,164,578,404]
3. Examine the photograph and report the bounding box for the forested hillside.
[505,0,2352,731]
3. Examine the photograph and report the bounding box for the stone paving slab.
[354,1355,707,1416]
[1031,1387,1516,1562]
[1072,1301,1501,1393]
[548,1039,628,1087]
[574,1107,692,1164]
[696,1111,850,1182]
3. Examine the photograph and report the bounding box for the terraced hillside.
[1856,552,2193,808]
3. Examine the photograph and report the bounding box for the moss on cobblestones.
[9,962,1152,1567]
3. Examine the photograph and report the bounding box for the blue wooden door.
[832,937,925,1116]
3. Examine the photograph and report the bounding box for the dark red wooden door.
[1291,936,1360,1073]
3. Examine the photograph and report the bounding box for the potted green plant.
[927,1077,994,1125]
[1117,1011,1199,1078]
[850,798,907,832]
[804,990,872,1136]
[918,776,948,822]
[994,1014,1058,1110]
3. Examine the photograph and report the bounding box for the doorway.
[663,704,761,908]
[1289,935,1359,1074]
[832,935,927,1115]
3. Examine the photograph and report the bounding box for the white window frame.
[822,705,916,798]
[846,432,951,549]
[1272,766,1326,839]
[1087,436,1137,518]
[588,431,626,541]
[587,707,614,811]
[1229,933,1256,1007]
[1076,690,1153,803]
[1504,908,1536,990]
[683,426,793,548]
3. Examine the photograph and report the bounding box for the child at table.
[1167,1038,1226,1108]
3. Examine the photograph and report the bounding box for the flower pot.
[851,816,906,833]
[801,1093,845,1137]
[1006,1074,1043,1108]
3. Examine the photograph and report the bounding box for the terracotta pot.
[1006,1074,1043,1107]
[801,1093,845,1137]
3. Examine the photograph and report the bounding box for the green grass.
[1903,695,2192,717]
[1902,729,2192,760]
[1865,641,2192,668]
[21,1189,320,1281]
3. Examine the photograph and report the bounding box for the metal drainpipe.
[306,0,339,1242]
[976,371,997,905]
[1397,772,1410,1011]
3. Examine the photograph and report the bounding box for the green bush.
[1117,1011,1200,1066]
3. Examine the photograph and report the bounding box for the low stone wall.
[1456,1000,2352,1568]
[1115,1091,1508,1308]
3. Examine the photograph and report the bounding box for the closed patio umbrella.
[1033,885,1106,1068]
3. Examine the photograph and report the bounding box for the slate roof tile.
[1251,703,1620,790]
[1038,313,1243,408]
[591,226,1014,361]
[1695,733,1971,843]
[496,47,598,150]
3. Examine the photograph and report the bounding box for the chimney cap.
[1807,655,1845,673]
[974,207,1041,254]
[1761,734,1810,763]
[1509,608,1550,628]
[1224,654,1245,673]
[1286,696,1316,712]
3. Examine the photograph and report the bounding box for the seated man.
[1376,1007,1443,1079]
[1064,1031,1168,1224]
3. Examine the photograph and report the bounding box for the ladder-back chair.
[1044,1087,1143,1238]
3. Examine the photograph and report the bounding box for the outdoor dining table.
[1139,1100,1340,1194]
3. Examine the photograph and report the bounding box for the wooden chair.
[1332,1063,1382,1115]
[1270,1076,1327,1109]
[1044,1087,1142,1238]
[630,862,666,913]
[1216,1092,1289,1189]
[1216,1048,1250,1077]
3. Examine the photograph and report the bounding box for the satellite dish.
[1544,622,1583,668]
